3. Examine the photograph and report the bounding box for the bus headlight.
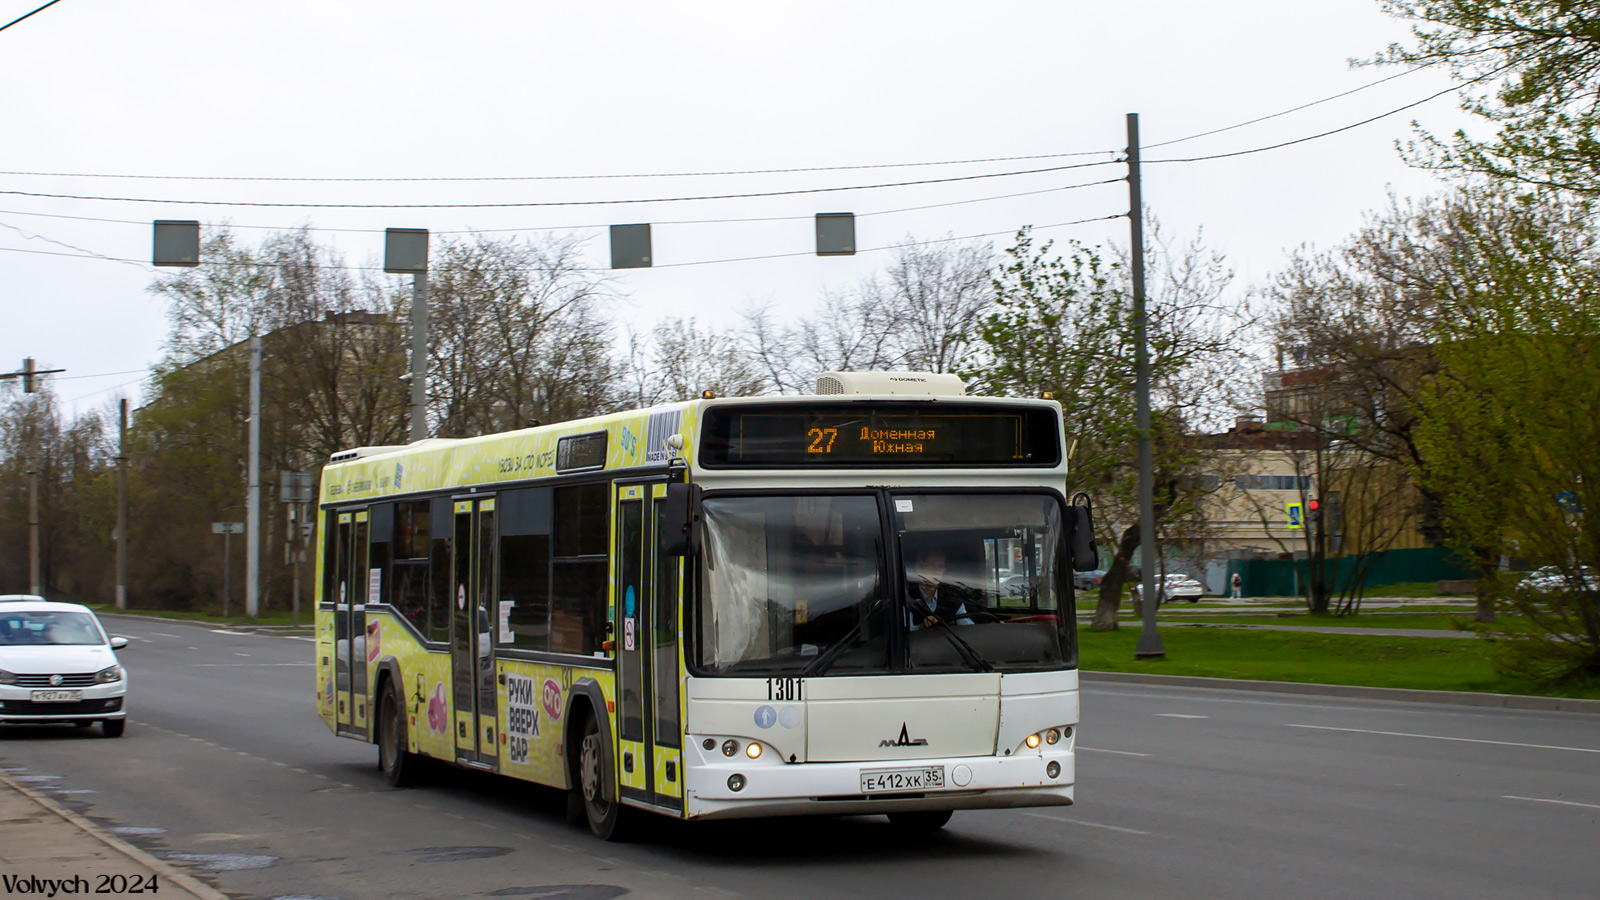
[1045,728,1060,745]
[1025,733,1041,749]
[745,742,763,759]
[727,774,746,792]
[721,739,738,757]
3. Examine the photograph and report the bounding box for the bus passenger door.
[450,496,499,769]
[334,509,371,739]
[616,481,678,810]
[650,484,684,811]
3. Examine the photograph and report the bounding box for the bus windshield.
[695,492,1074,675]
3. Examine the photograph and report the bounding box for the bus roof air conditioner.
[814,371,967,396]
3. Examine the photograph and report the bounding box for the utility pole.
[116,399,129,609]
[27,462,40,596]
[410,270,428,442]
[1127,113,1165,659]
[246,336,262,618]
[385,228,430,443]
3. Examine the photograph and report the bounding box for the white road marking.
[1502,794,1600,810]
[1154,713,1208,719]
[209,629,251,635]
[285,636,317,642]
[1287,724,1600,754]
[150,632,182,638]
[1078,746,1151,757]
[234,652,251,657]
[1021,812,1153,835]
[190,662,313,668]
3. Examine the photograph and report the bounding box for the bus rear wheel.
[578,711,628,841]
[378,681,420,787]
[887,810,952,831]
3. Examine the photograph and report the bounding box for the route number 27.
[807,428,837,454]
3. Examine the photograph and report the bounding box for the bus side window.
[428,497,453,644]
[500,487,553,652]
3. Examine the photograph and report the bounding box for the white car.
[1130,573,1206,605]
[1518,566,1599,593]
[0,600,129,737]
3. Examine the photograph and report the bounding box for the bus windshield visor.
[697,495,888,675]
[897,493,1075,671]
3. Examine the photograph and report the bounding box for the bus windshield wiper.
[897,592,994,673]
[802,595,889,677]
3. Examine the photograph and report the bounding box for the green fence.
[1225,547,1474,598]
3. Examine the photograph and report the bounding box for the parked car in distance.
[1073,569,1106,592]
[0,600,129,737]
[1130,573,1206,604]
[1518,566,1600,593]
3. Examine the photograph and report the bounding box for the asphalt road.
[0,614,1595,900]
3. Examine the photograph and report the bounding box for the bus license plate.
[860,766,944,793]
[30,690,82,703]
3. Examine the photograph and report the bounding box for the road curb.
[0,770,231,900]
[96,611,312,635]
[1080,670,1600,714]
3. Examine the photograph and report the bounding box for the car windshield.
[694,491,1075,676]
[0,611,105,646]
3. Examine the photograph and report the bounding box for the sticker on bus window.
[505,674,539,764]
[498,602,513,643]
[624,617,636,651]
[895,499,914,513]
[368,568,382,607]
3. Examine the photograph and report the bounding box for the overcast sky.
[0,0,1476,417]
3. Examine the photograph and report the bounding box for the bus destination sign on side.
[700,403,1061,468]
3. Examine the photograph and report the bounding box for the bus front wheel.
[578,711,628,841]
[887,810,952,831]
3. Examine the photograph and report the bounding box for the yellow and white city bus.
[315,371,1096,840]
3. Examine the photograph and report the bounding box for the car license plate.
[30,690,82,703]
[860,766,945,793]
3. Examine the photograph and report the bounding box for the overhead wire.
[0,209,1130,273]
[0,148,1120,184]
[1144,64,1432,151]
[0,0,63,34]
[0,175,1127,236]
[0,158,1124,209]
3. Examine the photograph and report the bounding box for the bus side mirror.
[661,482,697,556]
[1070,503,1098,572]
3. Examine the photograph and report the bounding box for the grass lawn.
[87,605,306,628]
[1076,626,1600,699]
[1158,613,1467,630]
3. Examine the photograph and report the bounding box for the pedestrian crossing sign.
[1286,502,1304,530]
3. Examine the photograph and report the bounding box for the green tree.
[964,226,1243,630]
[1378,1,1600,194]
[1411,187,1600,681]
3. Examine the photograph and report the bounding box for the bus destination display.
[700,403,1061,468]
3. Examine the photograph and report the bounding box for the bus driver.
[907,548,974,629]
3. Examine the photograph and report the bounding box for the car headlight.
[0,670,14,685]
[96,665,123,684]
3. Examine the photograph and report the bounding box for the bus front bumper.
[683,744,1075,820]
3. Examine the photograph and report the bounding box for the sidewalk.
[0,772,227,900]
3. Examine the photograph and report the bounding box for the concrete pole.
[116,399,129,609]
[222,531,231,618]
[410,272,428,442]
[246,336,262,618]
[27,466,40,596]
[1127,112,1166,659]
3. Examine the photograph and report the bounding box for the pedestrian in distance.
[1230,571,1243,600]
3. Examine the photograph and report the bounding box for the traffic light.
[1308,498,1320,512]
